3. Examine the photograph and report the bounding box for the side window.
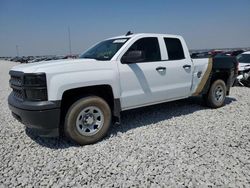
[164,38,185,60]
[123,37,161,63]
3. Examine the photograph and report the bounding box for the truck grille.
[9,71,48,101]
[12,88,25,99]
[9,71,24,100]
[10,75,22,86]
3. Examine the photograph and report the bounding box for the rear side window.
[126,37,161,62]
[164,38,185,60]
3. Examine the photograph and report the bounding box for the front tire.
[64,96,111,145]
[204,79,227,108]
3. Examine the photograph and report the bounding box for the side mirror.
[121,50,145,64]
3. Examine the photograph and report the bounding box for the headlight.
[23,73,47,101]
[24,73,46,87]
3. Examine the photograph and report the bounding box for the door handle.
[183,65,191,69]
[156,66,166,71]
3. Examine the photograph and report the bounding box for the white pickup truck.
[8,33,237,145]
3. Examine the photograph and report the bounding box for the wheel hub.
[83,114,95,125]
[76,106,104,136]
[214,86,224,102]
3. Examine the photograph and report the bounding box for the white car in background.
[236,51,250,86]
[237,51,250,71]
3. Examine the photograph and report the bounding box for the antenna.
[126,31,133,36]
[68,26,72,56]
[16,45,19,57]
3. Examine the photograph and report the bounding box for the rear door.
[160,37,193,99]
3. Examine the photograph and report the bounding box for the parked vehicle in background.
[62,55,78,59]
[191,49,245,59]
[224,50,244,57]
[191,52,211,59]
[210,50,224,57]
[8,33,237,145]
[237,51,250,72]
[236,51,250,86]
[8,55,69,64]
[10,56,28,63]
[0,56,12,61]
[229,50,244,57]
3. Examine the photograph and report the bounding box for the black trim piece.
[10,70,46,77]
[9,104,60,136]
[22,84,47,89]
[8,93,61,111]
[121,58,186,64]
[10,85,47,90]
[113,98,121,117]
[113,98,121,118]
[161,58,186,61]
[9,70,24,77]
[226,70,235,95]
[113,98,121,124]
[10,84,23,90]
[8,90,61,137]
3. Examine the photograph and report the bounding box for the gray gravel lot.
[0,60,249,187]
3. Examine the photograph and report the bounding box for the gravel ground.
[0,60,249,187]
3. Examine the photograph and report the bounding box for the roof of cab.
[108,33,181,40]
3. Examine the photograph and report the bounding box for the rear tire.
[64,96,111,145]
[204,79,226,108]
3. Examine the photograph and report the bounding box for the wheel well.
[211,71,229,84]
[60,85,115,126]
[210,71,230,95]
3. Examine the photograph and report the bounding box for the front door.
[118,37,170,109]
[118,36,193,110]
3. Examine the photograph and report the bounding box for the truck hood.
[11,59,113,73]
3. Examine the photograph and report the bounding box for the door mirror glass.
[121,50,145,64]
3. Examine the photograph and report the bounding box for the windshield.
[80,38,130,61]
[237,54,250,64]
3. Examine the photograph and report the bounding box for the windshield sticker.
[113,39,127,43]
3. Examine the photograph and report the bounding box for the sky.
[0,0,250,56]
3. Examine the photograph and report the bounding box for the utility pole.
[68,26,72,56]
[16,45,19,57]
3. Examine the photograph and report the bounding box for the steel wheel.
[205,79,226,108]
[64,96,111,145]
[213,85,224,102]
[76,106,104,136]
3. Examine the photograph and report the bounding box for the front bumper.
[8,93,61,137]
